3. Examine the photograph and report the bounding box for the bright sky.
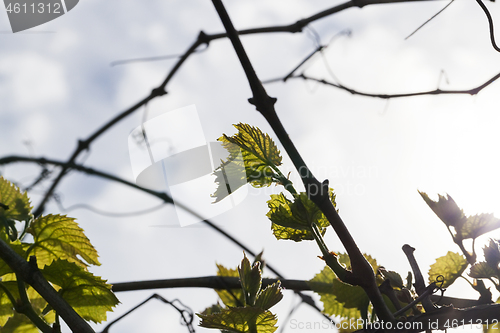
[1,0,500,332]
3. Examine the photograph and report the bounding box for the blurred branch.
[101,294,195,333]
[31,0,438,219]
[0,155,327,319]
[265,72,500,99]
[56,202,167,218]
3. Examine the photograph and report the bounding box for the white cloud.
[0,53,67,110]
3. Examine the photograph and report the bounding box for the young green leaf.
[332,279,369,317]
[419,191,466,230]
[483,239,500,270]
[335,253,379,276]
[198,306,278,333]
[212,156,247,203]
[254,283,283,310]
[460,214,500,240]
[419,192,500,240]
[238,254,262,306]
[216,264,245,308]
[252,251,266,273]
[201,303,224,316]
[0,177,32,223]
[0,281,18,326]
[1,313,39,333]
[378,268,404,289]
[0,279,56,329]
[308,266,361,319]
[41,259,119,323]
[428,252,468,288]
[213,123,283,202]
[469,262,498,279]
[27,214,99,268]
[267,191,334,242]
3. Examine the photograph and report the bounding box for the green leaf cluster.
[428,251,468,288]
[470,239,500,291]
[212,123,284,203]
[0,177,118,331]
[214,123,337,243]
[308,254,381,320]
[266,190,335,242]
[199,253,283,333]
[419,192,500,241]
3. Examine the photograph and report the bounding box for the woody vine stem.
[211,0,394,322]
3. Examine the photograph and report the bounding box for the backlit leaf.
[0,283,55,329]
[428,252,468,288]
[238,255,262,306]
[216,264,245,308]
[332,279,369,315]
[469,262,498,279]
[484,239,500,270]
[419,191,465,230]
[198,306,278,333]
[0,281,17,326]
[27,214,99,268]
[308,266,361,319]
[201,303,224,316]
[336,253,379,276]
[379,268,404,289]
[255,282,283,310]
[212,155,247,203]
[0,177,32,223]
[41,260,119,323]
[2,313,39,333]
[213,124,282,202]
[267,191,334,242]
[461,214,500,240]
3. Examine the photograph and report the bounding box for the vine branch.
[0,155,328,320]
[265,72,500,99]
[0,240,94,333]
[211,0,393,322]
[111,275,481,308]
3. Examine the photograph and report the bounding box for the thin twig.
[405,0,455,40]
[281,72,500,99]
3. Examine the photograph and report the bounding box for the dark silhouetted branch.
[476,0,500,52]
[403,245,436,312]
[405,0,455,40]
[211,0,394,322]
[272,72,500,99]
[111,275,481,308]
[101,294,195,333]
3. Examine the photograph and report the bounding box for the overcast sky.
[1,0,500,332]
